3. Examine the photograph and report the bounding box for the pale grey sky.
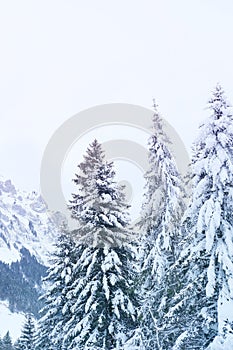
[1,0,233,197]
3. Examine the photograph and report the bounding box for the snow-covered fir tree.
[36,230,78,350]
[15,314,36,350]
[138,101,186,349]
[61,140,138,349]
[69,138,105,223]
[69,140,131,248]
[2,331,14,350]
[161,84,233,349]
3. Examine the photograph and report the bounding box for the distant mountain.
[0,176,64,265]
[0,177,64,329]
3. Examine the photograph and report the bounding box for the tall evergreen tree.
[61,140,138,349]
[69,138,105,223]
[161,84,233,349]
[138,101,186,349]
[15,314,36,350]
[36,230,77,350]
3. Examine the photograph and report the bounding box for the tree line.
[5,84,233,349]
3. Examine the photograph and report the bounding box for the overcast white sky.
[1,0,233,197]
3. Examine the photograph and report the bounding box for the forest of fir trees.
[9,84,233,350]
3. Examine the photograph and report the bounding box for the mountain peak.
[0,177,64,265]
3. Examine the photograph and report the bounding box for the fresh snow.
[0,301,25,342]
[0,177,64,265]
[0,246,21,264]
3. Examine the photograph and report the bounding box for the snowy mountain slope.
[0,176,64,266]
[0,176,65,328]
[0,301,25,342]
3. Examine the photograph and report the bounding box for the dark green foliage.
[62,245,137,349]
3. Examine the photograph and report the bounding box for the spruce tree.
[138,101,186,349]
[61,140,137,349]
[69,138,105,222]
[162,84,233,349]
[15,314,35,350]
[36,230,77,350]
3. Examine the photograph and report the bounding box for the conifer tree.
[61,140,138,349]
[138,101,186,349]
[2,331,14,350]
[161,84,233,349]
[69,138,105,222]
[36,230,77,349]
[15,314,36,350]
